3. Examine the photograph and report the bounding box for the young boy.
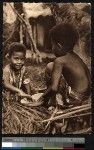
[39,23,91,108]
[3,42,33,102]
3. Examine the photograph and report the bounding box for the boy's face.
[10,51,26,70]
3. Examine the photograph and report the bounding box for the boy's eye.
[14,57,19,60]
[14,57,24,60]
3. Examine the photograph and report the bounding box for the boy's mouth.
[15,64,22,69]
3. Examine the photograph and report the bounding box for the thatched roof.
[3,3,52,24]
[24,3,52,18]
[3,3,90,24]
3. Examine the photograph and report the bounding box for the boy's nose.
[17,59,22,63]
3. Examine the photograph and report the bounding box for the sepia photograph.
[2,2,91,134]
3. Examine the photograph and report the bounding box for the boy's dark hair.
[49,23,79,52]
[9,42,26,57]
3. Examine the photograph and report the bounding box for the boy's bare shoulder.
[54,55,68,64]
[3,64,10,73]
[3,65,11,81]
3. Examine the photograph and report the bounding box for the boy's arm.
[3,69,28,97]
[40,58,63,100]
[3,74,33,99]
[51,58,63,91]
[24,84,31,95]
[24,83,36,95]
[23,70,35,95]
[4,82,22,94]
[3,69,22,93]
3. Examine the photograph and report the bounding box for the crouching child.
[38,23,91,109]
[3,42,34,102]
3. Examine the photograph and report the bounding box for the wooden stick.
[45,107,58,130]
[42,105,91,123]
[69,127,91,134]
[20,21,23,44]
[8,4,35,52]
[65,112,91,119]
[56,103,91,115]
[9,3,42,63]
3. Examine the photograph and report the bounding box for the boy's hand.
[37,95,44,102]
[17,91,32,100]
[17,90,26,97]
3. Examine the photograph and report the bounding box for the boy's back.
[39,23,90,107]
[59,52,90,94]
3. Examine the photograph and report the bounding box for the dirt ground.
[26,63,47,90]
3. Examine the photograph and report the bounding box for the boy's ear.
[5,53,9,60]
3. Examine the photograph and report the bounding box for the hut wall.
[37,23,45,50]
[29,16,56,52]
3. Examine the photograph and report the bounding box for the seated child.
[38,23,91,108]
[3,42,34,102]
